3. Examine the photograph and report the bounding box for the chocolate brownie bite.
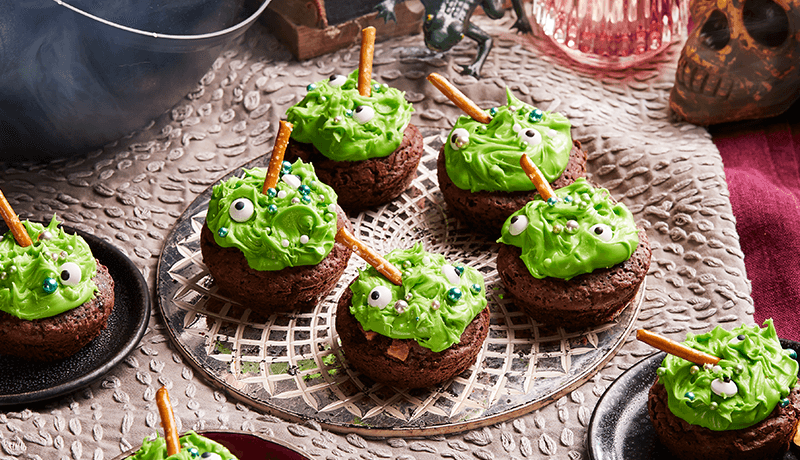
[647,321,800,460]
[285,70,422,213]
[335,243,489,389]
[437,88,587,236]
[496,178,650,329]
[201,160,353,313]
[0,216,115,361]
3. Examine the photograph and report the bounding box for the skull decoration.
[670,0,800,125]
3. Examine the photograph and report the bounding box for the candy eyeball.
[442,264,461,285]
[711,377,738,398]
[450,128,470,150]
[729,333,747,346]
[229,198,255,222]
[590,223,613,242]
[518,128,542,147]
[58,262,82,286]
[354,105,375,124]
[509,215,529,236]
[328,74,347,87]
[368,285,392,309]
[199,453,222,460]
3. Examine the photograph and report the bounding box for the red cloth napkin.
[710,105,800,341]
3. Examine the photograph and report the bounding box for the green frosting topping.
[497,178,639,280]
[349,243,487,353]
[444,88,572,193]
[0,215,98,320]
[657,320,798,431]
[286,69,414,161]
[205,160,339,271]
[126,431,237,460]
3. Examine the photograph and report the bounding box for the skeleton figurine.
[378,0,532,78]
[670,0,800,125]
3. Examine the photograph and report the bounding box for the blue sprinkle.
[217,227,229,238]
[454,265,464,276]
[446,287,462,303]
[787,349,797,359]
[266,188,277,197]
[267,204,278,214]
[547,197,559,206]
[528,108,544,122]
[306,83,317,91]
[298,184,311,195]
[489,107,498,116]
[684,391,695,401]
[301,195,311,204]
[470,283,481,294]
[563,196,573,203]
[345,109,353,118]
[42,277,58,294]
[188,447,200,458]
[781,398,791,407]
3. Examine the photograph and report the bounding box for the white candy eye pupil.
[229,197,255,222]
[329,74,347,87]
[368,285,392,308]
[590,223,613,242]
[509,215,529,236]
[519,128,542,147]
[449,128,470,150]
[58,262,82,286]
[354,105,375,124]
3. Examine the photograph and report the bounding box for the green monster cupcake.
[496,178,651,328]
[126,431,237,460]
[647,320,800,460]
[0,215,115,361]
[285,69,423,212]
[200,159,353,312]
[435,87,587,235]
[336,243,489,389]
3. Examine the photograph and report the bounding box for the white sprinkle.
[327,204,336,213]
[281,239,290,247]
[281,174,302,189]
[277,190,288,199]
[291,197,300,204]
[547,129,558,138]
[300,235,309,244]
[512,123,522,133]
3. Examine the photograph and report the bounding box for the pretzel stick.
[262,121,293,193]
[155,387,181,456]
[0,190,32,247]
[519,154,557,202]
[358,26,376,97]
[636,329,720,366]
[427,73,491,124]
[335,227,402,286]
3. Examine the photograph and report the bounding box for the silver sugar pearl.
[394,300,408,314]
[431,300,440,310]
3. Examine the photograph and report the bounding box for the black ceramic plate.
[0,225,150,406]
[587,339,800,460]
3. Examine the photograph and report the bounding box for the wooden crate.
[262,0,424,60]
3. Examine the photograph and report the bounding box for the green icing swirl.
[0,215,98,320]
[349,243,487,353]
[286,69,414,161]
[126,431,237,460]
[445,88,572,193]
[205,160,339,271]
[497,178,639,280]
[656,320,798,431]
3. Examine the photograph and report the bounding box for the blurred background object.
[670,0,800,125]
[0,0,271,161]
[529,0,688,69]
[263,0,424,60]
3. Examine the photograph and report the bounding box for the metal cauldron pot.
[0,0,271,161]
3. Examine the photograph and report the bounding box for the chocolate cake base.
[200,210,353,313]
[336,285,490,389]
[648,377,800,460]
[497,229,651,329]
[285,123,423,213]
[438,141,587,236]
[0,261,115,361]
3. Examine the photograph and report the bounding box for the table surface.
[0,14,756,460]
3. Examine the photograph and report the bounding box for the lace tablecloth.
[0,14,752,460]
